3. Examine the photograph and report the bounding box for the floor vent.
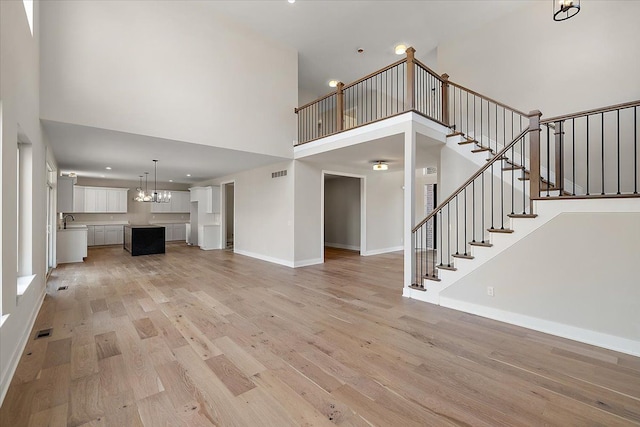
[272,170,287,178]
[35,328,52,340]
[57,286,68,291]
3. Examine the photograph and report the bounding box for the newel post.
[441,73,450,126]
[405,47,416,111]
[336,82,345,131]
[528,110,543,213]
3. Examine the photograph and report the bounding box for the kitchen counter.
[57,227,88,264]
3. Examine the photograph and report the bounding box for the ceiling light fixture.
[553,0,580,21]
[186,174,191,177]
[372,161,388,171]
[288,0,295,3]
[105,166,112,170]
[328,80,339,88]
[135,161,171,203]
[394,44,407,55]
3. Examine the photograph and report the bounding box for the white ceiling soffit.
[43,120,289,184]
[205,0,532,98]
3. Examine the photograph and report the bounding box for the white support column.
[403,126,416,290]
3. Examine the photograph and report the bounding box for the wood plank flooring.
[1,244,639,426]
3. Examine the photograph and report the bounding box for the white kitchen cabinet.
[173,223,186,241]
[83,187,128,213]
[86,225,95,246]
[207,186,220,213]
[93,225,105,245]
[57,176,76,213]
[73,186,85,212]
[199,224,221,250]
[105,225,123,245]
[164,225,173,241]
[57,227,88,264]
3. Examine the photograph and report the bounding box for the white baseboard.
[294,258,323,268]
[0,288,46,405]
[233,249,295,268]
[439,296,640,357]
[324,242,360,251]
[362,246,403,256]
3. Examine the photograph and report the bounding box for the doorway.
[222,182,235,250]
[322,172,365,262]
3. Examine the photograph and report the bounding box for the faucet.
[63,214,75,229]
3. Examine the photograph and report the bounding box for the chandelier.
[553,0,580,21]
[135,160,171,203]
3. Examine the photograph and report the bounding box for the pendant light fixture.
[553,0,580,21]
[135,160,171,203]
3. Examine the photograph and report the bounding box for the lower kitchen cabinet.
[161,223,187,242]
[87,225,124,246]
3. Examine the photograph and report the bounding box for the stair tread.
[469,241,493,247]
[502,165,524,171]
[487,228,514,233]
[508,213,538,218]
[436,264,457,271]
[471,146,492,153]
[423,275,441,282]
[458,138,477,145]
[409,284,427,291]
[452,253,474,260]
[447,131,464,138]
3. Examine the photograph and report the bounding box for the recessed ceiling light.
[288,0,295,3]
[100,175,105,178]
[186,174,191,177]
[328,80,339,88]
[105,166,112,170]
[169,179,173,182]
[395,44,407,55]
[357,48,364,54]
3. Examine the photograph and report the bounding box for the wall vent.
[57,286,68,291]
[34,328,52,340]
[271,170,287,178]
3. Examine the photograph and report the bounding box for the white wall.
[200,161,295,266]
[1,0,55,404]
[40,0,297,159]
[438,1,640,118]
[440,212,640,355]
[324,176,361,250]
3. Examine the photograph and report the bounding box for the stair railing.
[447,81,529,156]
[411,115,540,289]
[538,100,640,198]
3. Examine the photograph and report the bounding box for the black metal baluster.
[601,112,605,195]
[455,196,459,255]
[511,145,515,214]
[464,187,468,255]
[472,181,476,242]
[447,204,451,267]
[572,118,576,195]
[481,172,485,242]
[439,211,443,267]
[587,116,590,195]
[617,109,621,194]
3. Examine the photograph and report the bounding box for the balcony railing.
[294,48,447,145]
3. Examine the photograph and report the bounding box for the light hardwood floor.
[1,244,639,426]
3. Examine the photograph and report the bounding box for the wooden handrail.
[412,127,531,232]
[295,91,339,113]
[448,81,531,118]
[540,100,640,124]
[414,59,445,83]
[342,58,407,91]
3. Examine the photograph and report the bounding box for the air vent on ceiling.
[272,170,287,178]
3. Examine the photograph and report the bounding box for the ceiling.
[43,120,288,184]
[46,1,529,183]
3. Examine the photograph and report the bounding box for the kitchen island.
[123,225,165,256]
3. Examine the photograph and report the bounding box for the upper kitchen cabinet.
[57,175,76,213]
[84,187,128,213]
[189,186,220,213]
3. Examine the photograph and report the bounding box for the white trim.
[0,289,46,405]
[321,171,367,262]
[439,297,640,357]
[16,274,36,297]
[234,249,294,268]
[324,243,360,251]
[294,258,323,268]
[219,180,236,251]
[362,246,403,256]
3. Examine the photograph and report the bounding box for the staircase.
[410,93,640,303]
